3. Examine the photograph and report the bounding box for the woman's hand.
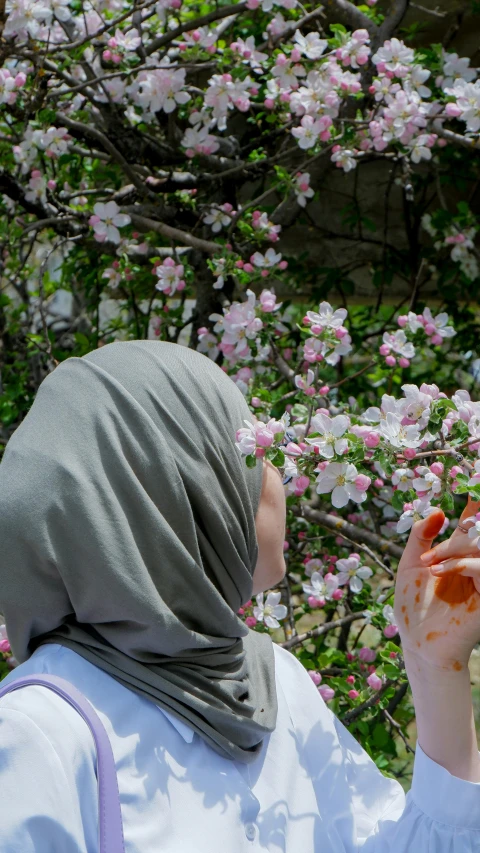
[393,499,480,782]
[394,502,480,674]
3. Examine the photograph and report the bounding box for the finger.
[430,557,480,577]
[399,509,445,570]
[421,496,480,565]
[420,530,477,565]
[462,496,480,520]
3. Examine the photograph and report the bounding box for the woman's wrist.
[403,651,480,783]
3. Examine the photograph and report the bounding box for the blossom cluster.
[230,296,480,548]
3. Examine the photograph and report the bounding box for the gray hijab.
[0,340,278,762]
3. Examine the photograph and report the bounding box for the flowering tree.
[1,0,480,783]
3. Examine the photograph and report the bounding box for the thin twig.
[342,679,395,724]
[281,611,366,650]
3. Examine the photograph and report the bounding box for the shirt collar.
[156,705,195,743]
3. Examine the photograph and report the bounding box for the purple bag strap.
[0,673,125,853]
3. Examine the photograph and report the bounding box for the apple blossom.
[316,462,368,508]
[303,570,339,604]
[88,201,131,245]
[306,413,350,459]
[335,556,373,593]
[253,591,288,629]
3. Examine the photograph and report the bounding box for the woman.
[0,339,479,852]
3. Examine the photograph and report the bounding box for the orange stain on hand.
[404,614,409,626]
[422,510,446,539]
[452,661,463,671]
[403,585,409,595]
[434,573,476,606]
[467,596,478,613]
[415,593,420,604]
[415,578,422,588]
[426,631,446,641]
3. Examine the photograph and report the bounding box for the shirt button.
[245,823,256,841]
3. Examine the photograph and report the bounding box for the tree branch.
[433,120,480,151]
[281,611,366,650]
[127,213,219,252]
[342,679,395,724]
[145,2,247,55]
[293,504,404,559]
[376,0,410,46]
[58,116,149,194]
[322,0,378,36]
[0,170,49,219]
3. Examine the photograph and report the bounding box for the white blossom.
[253,591,287,629]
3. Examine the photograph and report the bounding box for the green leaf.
[269,448,285,468]
[440,491,454,512]
[391,490,406,512]
[372,723,389,748]
[382,663,400,679]
[246,455,257,468]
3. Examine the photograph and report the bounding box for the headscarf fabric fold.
[0,341,277,762]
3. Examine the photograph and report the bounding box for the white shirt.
[0,641,479,852]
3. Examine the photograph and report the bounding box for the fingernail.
[431,564,446,574]
[420,549,436,564]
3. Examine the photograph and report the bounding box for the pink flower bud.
[364,432,380,448]
[379,344,390,356]
[445,102,462,117]
[383,625,398,638]
[355,474,371,491]
[243,263,254,273]
[399,357,410,368]
[332,589,343,601]
[431,334,442,345]
[309,671,322,686]
[450,465,463,478]
[424,323,436,336]
[373,478,384,488]
[257,428,275,448]
[237,607,245,616]
[103,49,112,61]
[308,596,319,608]
[318,685,335,702]
[348,689,360,700]
[284,442,301,457]
[245,616,257,627]
[397,315,407,327]
[403,447,416,460]
[319,385,330,396]
[430,461,444,476]
[346,675,355,685]
[264,98,275,109]
[385,355,396,367]
[367,672,383,691]
[278,260,288,270]
[359,647,376,663]
[310,324,323,335]
[335,326,348,339]
[254,447,266,457]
